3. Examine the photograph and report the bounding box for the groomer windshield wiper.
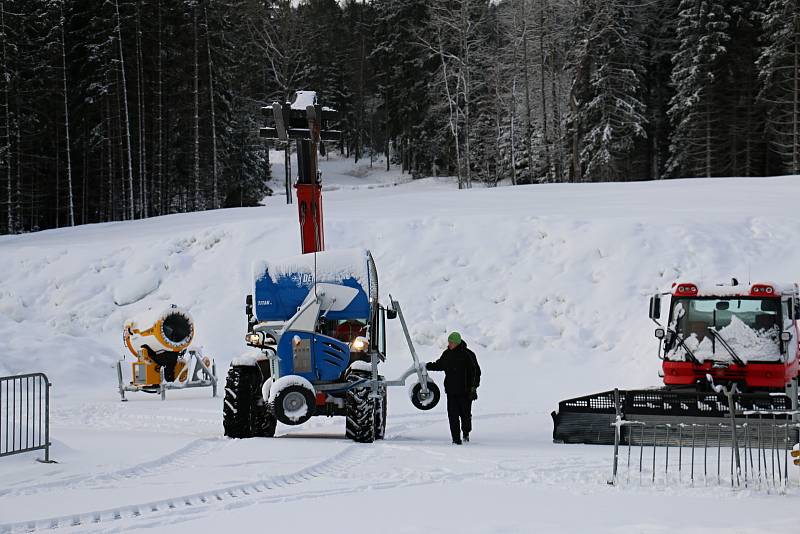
[672,331,701,365]
[706,327,745,366]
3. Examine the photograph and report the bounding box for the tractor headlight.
[351,336,369,352]
[245,332,275,348]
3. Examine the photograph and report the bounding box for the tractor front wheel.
[272,385,315,426]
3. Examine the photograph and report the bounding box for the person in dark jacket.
[425,332,481,444]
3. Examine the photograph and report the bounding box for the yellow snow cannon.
[116,305,218,401]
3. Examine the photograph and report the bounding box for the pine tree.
[568,0,647,182]
[758,0,800,175]
[372,0,439,175]
[667,0,734,178]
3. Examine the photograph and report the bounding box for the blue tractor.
[222,249,441,443]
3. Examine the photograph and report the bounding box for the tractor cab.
[244,248,387,384]
[650,281,800,390]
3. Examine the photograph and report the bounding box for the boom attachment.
[260,91,341,254]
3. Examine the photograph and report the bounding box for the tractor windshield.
[666,297,783,363]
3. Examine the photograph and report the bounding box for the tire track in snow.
[0,437,227,498]
[0,415,352,498]
[0,445,368,534]
[0,411,522,533]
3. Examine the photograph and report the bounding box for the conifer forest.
[1,0,799,234]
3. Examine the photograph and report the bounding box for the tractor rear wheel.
[346,384,376,443]
[251,403,277,437]
[224,365,276,438]
[223,365,256,438]
[374,380,387,440]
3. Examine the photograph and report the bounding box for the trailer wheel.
[346,384,376,443]
[223,365,256,438]
[273,385,315,426]
[410,381,440,411]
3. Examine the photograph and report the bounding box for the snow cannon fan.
[117,305,218,401]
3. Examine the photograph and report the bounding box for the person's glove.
[470,386,478,401]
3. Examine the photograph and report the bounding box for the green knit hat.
[447,331,462,344]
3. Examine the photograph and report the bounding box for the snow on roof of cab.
[253,248,371,295]
[673,280,798,297]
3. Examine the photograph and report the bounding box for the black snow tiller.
[552,388,798,446]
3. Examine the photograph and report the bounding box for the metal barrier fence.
[609,412,800,490]
[0,373,52,462]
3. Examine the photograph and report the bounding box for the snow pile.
[676,316,781,363]
[3,171,800,398]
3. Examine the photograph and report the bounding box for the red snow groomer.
[656,280,800,391]
[552,279,800,445]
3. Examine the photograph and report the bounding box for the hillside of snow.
[2,155,800,532]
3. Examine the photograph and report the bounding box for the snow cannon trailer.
[117,305,218,401]
[222,249,441,443]
[552,280,800,446]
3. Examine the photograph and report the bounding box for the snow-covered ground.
[2,153,800,532]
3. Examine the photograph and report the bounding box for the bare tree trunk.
[705,101,712,177]
[538,0,551,181]
[510,77,517,186]
[193,5,201,210]
[548,0,565,182]
[156,0,164,215]
[60,0,74,227]
[106,96,115,221]
[494,60,502,186]
[135,0,147,218]
[521,0,533,179]
[462,1,471,189]
[1,0,11,232]
[437,42,462,188]
[205,6,219,209]
[55,129,60,228]
[15,94,20,229]
[794,22,799,174]
[356,1,366,164]
[82,125,87,224]
[384,94,390,172]
[114,0,135,220]
[570,94,581,181]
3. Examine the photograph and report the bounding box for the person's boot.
[463,432,470,443]
[452,438,462,445]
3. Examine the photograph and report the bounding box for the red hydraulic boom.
[260,91,340,254]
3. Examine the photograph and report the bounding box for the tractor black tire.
[251,403,277,437]
[272,385,315,426]
[374,380,387,440]
[223,365,256,439]
[346,385,376,443]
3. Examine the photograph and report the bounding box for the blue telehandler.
[222,92,440,442]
